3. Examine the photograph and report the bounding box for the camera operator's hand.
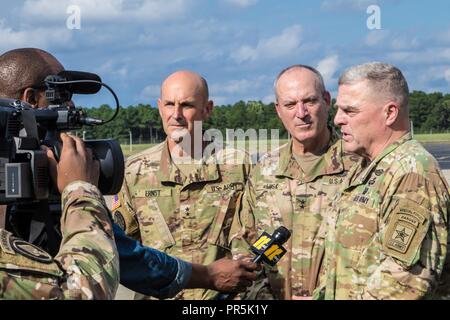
[46,133,100,193]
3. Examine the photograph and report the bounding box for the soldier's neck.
[366,129,409,161]
[168,138,206,161]
[292,129,330,156]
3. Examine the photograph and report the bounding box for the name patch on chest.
[352,194,370,204]
[135,189,172,198]
[262,183,280,190]
[327,178,343,185]
[208,183,244,193]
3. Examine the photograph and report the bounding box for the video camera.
[0,71,124,255]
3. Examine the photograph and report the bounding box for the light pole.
[129,130,132,153]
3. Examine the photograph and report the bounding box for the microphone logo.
[250,228,290,266]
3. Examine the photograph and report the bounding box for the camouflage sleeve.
[111,176,140,239]
[363,172,449,299]
[55,181,120,299]
[229,173,277,300]
[229,176,257,257]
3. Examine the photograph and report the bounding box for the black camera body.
[0,71,124,256]
[0,100,124,203]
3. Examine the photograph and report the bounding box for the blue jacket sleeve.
[113,223,192,298]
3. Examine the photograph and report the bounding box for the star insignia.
[394,227,410,243]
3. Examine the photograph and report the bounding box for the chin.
[291,131,316,143]
[342,141,357,153]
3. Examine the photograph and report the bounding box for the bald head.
[157,70,213,149]
[161,70,209,104]
[0,48,64,99]
[274,65,326,101]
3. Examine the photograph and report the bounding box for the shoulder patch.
[0,229,15,255]
[383,199,431,265]
[113,210,126,230]
[10,238,53,264]
[111,194,121,211]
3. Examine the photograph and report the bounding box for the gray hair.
[339,62,409,110]
[274,64,326,100]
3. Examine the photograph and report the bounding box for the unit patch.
[10,238,53,264]
[114,210,126,230]
[384,199,430,265]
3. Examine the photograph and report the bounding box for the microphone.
[45,71,102,95]
[216,226,291,300]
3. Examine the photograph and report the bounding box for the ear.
[21,88,39,108]
[275,100,282,119]
[384,102,399,126]
[203,100,213,119]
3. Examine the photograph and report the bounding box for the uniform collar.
[156,139,220,186]
[347,132,412,188]
[275,128,346,182]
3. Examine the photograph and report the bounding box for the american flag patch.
[111,194,120,210]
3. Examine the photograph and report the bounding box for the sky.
[1,0,450,108]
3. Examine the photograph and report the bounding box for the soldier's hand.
[205,256,259,292]
[46,133,100,192]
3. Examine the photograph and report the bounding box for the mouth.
[294,123,312,128]
[341,132,352,140]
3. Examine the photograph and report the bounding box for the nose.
[172,104,183,120]
[295,102,308,119]
[334,108,345,127]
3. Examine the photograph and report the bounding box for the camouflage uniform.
[232,130,360,299]
[0,181,119,299]
[315,133,449,300]
[113,140,250,299]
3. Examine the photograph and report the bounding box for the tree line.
[81,91,450,143]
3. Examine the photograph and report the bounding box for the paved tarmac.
[422,143,450,170]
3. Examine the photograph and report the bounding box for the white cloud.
[21,0,190,22]
[387,48,450,65]
[437,28,450,44]
[262,93,275,104]
[231,25,302,63]
[213,79,255,95]
[140,84,160,101]
[316,54,339,87]
[209,75,272,105]
[364,30,422,50]
[210,96,229,106]
[0,20,73,52]
[365,30,390,46]
[404,65,450,93]
[390,35,420,50]
[223,0,258,8]
[95,60,129,79]
[321,0,382,11]
[444,69,450,84]
[210,75,269,95]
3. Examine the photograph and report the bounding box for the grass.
[120,140,289,157]
[121,134,450,157]
[121,143,156,157]
[413,133,450,143]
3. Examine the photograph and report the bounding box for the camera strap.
[28,201,61,257]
